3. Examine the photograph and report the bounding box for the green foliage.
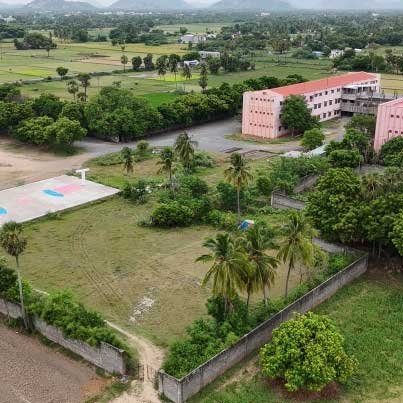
[85,86,162,141]
[391,211,403,256]
[0,84,21,101]
[328,149,362,168]
[13,116,54,145]
[345,114,377,137]
[32,93,64,119]
[151,202,193,227]
[260,312,357,392]
[0,257,17,298]
[306,168,361,242]
[281,95,319,136]
[45,117,87,149]
[0,101,33,131]
[216,181,251,212]
[379,137,403,167]
[30,291,127,350]
[301,128,325,151]
[122,179,153,204]
[14,32,56,50]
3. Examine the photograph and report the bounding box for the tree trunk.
[263,286,268,306]
[16,256,28,329]
[285,262,292,299]
[237,186,241,223]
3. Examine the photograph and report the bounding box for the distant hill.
[295,0,403,9]
[26,0,96,11]
[109,0,191,10]
[210,0,292,11]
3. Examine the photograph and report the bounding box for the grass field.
[10,155,304,348]
[191,272,403,402]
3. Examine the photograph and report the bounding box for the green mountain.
[210,0,292,10]
[109,0,191,10]
[26,0,96,11]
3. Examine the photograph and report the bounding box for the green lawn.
[191,273,403,402]
[11,155,302,348]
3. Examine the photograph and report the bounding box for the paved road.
[76,118,303,156]
[0,323,103,403]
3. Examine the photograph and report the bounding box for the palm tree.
[67,79,79,101]
[182,63,192,91]
[224,153,253,223]
[361,172,383,201]
[157,146,175,189]
[168,54,180,90]
[196,233,247,314]
[0,221,28,328]
[174,132,196,172]
[121,147,134,175]
[241,224,279,306]
[77,73,91,102]
[121,54,128,72]
[277,211,318,299]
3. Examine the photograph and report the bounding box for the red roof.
[269,72,378,97]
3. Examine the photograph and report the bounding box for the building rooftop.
[267,72,378,97]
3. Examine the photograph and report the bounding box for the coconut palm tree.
[241,224,279,306]
[67,79,79,101]
[196,232,247,314]
[121,146,134,175]
[174,132,196,173]
[277,211,318,299]
[0,221,28,328]
[361,172,383,201]
[157,146,175,189]
[224,153,253,223]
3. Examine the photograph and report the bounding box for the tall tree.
[156,55,168,80]
[182,63,192,91]
[77,73,91,102]
[224,152,252,222]
[67,79,79,101]
[174,132,196,172]
[157,146,175,189]
[56,66,69,81]
[281,95,318,136]
[121,146,134,175]
[132,56,142,71]
[121,54,128,72]
[0,221,28,328]
[241,224,279,306]
[196,233,247,314]
[199,64,208,92]
[168,53,180,90]
[277,211,317,299]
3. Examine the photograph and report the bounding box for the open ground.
[0,322,106,403]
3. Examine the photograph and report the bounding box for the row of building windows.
[313,99,342,109]
[308,88,341,102]
[250,110,274,115]
[388,129,403,134]
[390,114,402,118]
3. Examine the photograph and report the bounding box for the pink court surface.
[0,175,119,225]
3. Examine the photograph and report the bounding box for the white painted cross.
[75,168,90,183]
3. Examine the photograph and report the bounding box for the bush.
[328,149,362,168]
[151,202,193,227]
[260,312,357,392]
[301,128,325,151]
[179,176,209,198]
[13,116,54,145]
[30,291,127,351]
[122,179,152,204]
[379,137,403,166]
[216,181,251,212]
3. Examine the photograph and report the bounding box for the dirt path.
[0,322,106,403]
[107,321,164,403]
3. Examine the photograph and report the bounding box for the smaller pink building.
[374,98,403,152]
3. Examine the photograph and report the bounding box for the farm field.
[191,272,403,402]
[9,155,305,348]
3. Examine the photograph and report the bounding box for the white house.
[183,60,200,67]
[330,49,344,59]
[180,34,205,44]
[199,51,221,59]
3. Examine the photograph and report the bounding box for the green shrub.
[91,152,122,166]
[216,181,251,212]
[179,176,209,198]
[301,128,325,151]
[329,149,362,168]
[151,202,193,227]
[380,137,403,167]
[30,291,127,351]
[122,179,151,204]
[260,312,357,392]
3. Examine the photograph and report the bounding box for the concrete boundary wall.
[0,300,126,375]
[271,191,306,210]
[158,253,368,402]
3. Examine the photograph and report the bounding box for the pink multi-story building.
[374,98,403,152]
[242,72,381,139]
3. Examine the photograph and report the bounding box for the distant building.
[313,51,324,58]
[242,72,381,139]
[206,33,217,39]
[180,34,205,44]
[374,98,403,151]
[1,16,15,23]
[183,60,200,68]
[330,49,344,59]
[199,51,220,59]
